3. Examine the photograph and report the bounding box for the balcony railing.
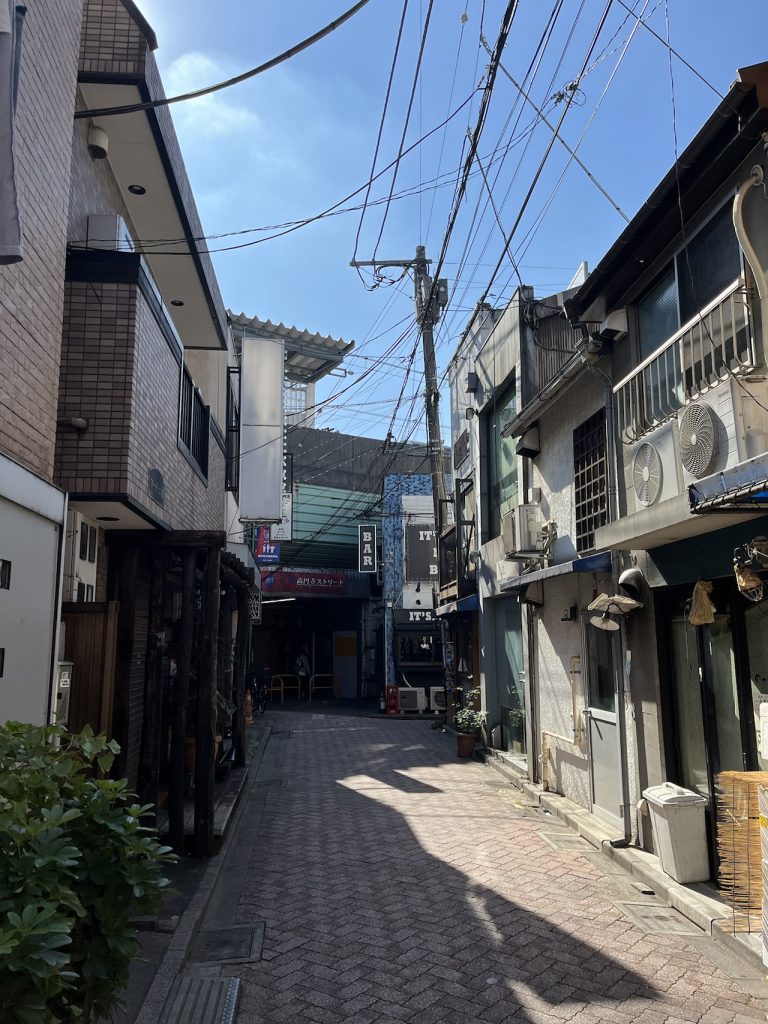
[179,365,210,478]
[614,280,755,442]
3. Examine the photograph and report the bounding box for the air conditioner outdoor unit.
[501,504,545,557]
[398,687,427,713]
[622,377,768,515]
[86,214,134,252]
[429,687,446,712]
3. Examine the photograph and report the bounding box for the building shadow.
[236,717,668,1023]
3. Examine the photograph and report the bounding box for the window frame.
[178,363,210,481]
[573,409,608,553]
[484,379,518,540]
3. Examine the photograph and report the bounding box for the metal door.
[583,618,622,824]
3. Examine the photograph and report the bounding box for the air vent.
[633,443,663,506]
[679,402,718,478]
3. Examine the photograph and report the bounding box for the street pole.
[350,247,448,529]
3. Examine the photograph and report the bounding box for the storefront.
[650,516,768,858]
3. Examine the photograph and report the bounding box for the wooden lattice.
[715,771,768,933]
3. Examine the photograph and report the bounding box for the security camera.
[87,125,109,160]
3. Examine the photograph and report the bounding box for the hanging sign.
[253,526,280,563]
[405,524,438,581]
[358,524,377,573]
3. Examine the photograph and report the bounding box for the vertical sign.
[239,334,284,523]
[253,526,280,563]
[358,524,377,573]
[405,524,438,581]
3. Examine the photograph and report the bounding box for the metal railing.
[614,279,755,442]
[179,365,210,477]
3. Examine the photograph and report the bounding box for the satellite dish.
[590,613,620,631]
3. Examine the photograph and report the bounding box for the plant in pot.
[454,687,485,758]
[507,707,526,753]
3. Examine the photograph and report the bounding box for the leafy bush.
[0,722,175,1024]
[454,688,486,735]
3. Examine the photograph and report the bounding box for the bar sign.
[358,524,377,573]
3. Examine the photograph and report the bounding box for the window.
[0,559,10,589]
[178,364,209,478]
[87,525,96,563]
[486,382,518,538]
[573,410,607,552]
[0,648,4,678]
[85,584,94,602]
[76,580,86,603]
[636,202,742,361]
[79,524,88,561]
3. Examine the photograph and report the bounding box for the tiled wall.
[55,276,225,532]
[79,0,147,76]
[382,473,432,688]
[0,0,82,481]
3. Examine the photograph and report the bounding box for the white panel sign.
[239,335,284,523]
[271,491,293,541]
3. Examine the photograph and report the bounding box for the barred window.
[573,410,607,552]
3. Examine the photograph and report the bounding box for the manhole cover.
[189,923,265,964]
[162,976,240,1024]
[539,831,592,851]
[615,902,701,934]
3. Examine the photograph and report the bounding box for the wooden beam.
[169,550,195,854]
[234,588,250,768]
[138,547,166,810]
[194,546,220,858]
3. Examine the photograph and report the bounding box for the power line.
[371,0,435,260]
[75,0,373,119]
[352,0,411,284]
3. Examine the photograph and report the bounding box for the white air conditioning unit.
[398,687,427,713]
[429,687,446,712]
[622,377,768,515]
[501,504,545,557]
[86,214,134,252]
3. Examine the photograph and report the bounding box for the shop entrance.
[663,581,765,857]
[582,618,622,825]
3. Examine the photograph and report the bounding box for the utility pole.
[350,246,448,528]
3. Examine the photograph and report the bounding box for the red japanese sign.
[260,567,347,596]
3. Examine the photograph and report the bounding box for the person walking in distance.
[295,647,310,701]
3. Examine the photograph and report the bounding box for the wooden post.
[194,545,220,858]
[169,550,195,854]
[234,587,249,767]
[138,546,166,811]
[112,547,139,784]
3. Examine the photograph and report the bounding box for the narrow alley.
[221,713,766,1024]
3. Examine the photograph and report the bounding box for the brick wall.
[79,0,148,76]
[56,274,225,532]
[68,109,139,245]
[0,0,82,481]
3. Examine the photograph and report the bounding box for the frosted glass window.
[638,264,678,360]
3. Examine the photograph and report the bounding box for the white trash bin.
[642,782,709,884]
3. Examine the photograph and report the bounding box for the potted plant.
[508,707,526,753]
[454,687,485,758]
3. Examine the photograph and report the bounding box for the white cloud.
[166,52,260,140]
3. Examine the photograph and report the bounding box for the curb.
[485,758,765,974]
[134,724,273,1024]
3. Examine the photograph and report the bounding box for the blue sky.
[136,0,768,443]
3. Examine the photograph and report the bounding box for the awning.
[689,454,768,513]
[500,551,612,592]
[435,593,479,617]
[229,312,355,384]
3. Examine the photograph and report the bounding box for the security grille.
[573,409,607,552]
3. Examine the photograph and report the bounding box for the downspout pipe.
[588,361,633,848]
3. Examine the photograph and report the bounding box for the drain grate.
[539,831,593,852]
[189,923,265,965]
[615,902,701,934]
[162,976,240,1024]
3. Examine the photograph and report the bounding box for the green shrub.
[0,722,175,1024]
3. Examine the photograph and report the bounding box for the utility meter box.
[642,782,709,884]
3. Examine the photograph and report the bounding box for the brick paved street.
[232,714,767,1024]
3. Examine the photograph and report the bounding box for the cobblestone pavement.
[232,713,767,1024]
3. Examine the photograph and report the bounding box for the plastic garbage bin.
[642,782,709,884]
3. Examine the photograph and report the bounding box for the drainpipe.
[588,362,633,848]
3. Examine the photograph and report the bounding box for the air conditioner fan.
[679,402,718,478]
[632,443,662,506]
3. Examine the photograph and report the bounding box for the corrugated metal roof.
[228,311,354,384]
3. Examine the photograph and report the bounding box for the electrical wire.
[371,0,435,260]
[75,0,373,119]
[352,0,411,284]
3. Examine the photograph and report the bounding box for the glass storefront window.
[584,623,616,714]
